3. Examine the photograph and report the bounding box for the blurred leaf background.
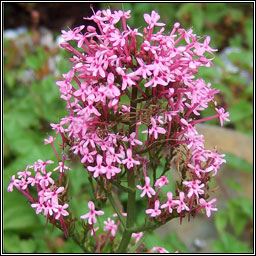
[3,2,253,253]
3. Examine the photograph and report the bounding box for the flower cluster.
[8,8,230,253]
[7,141,71,236]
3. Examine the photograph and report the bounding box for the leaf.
[215,210,228,233]
[4,190,42,232]
[224,152,253,173]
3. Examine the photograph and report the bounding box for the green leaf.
[215,210,228,233]
[4,190,42,232]
[224,152,253,173]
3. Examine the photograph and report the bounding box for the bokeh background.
[3,2,253,253]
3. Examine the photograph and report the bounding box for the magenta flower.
[173,192,190,213]
[199,198,218,217]
[145,200,161,217]
[136,176,156,198]
[80,201,104,225]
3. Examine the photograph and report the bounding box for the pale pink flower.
[173,192,190,213]
[154,176,169,188]
[132,232,143,244]
[136,176,156,198]
[199,198,218,217]
[161,192,177,213]
[215,107,230,127]
[145,200,161,217]
[44,136,56,145]
[144,11,165,28]
[7,175,20,192]
[103,218,118,237]
[182,180,205,198]
[142,117,166,139]
[87,154,106,178]
[122,149,140,169]
[81,201,104,225]
[105,157,122,179]
[53,203,69,219]
[53,162,70,173]
[151,247,169,253]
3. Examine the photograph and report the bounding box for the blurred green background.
[3,3,253,253]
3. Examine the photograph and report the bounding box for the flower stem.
[117,86,138,253]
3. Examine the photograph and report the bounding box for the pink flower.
[154,176,169,188]
[38,172,55,188]
[136,176,156,198]
[182,180,204,198]
[173,192,190,213]
[123,132,143,146]
[105,157,122,179]
[161,192,177,213]
[142,117,166,139]
[53,162,70,173]
[151,247,169,253]
[90,227,99,236]
[44,186,64,205]
[103,217,118,237]
[31,201,45,214]
[199,198,218,217]
[122,149,140,169]
[215,107,230,127]
[145,200,161,217]
[87,154,106,178]
[132,232,143,244]
[7,175,20,192]
[44,136,56,145]
[53,203,69,219]
[80,201,104,225]
[144,11,165,28]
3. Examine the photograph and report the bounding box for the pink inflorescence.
[8,8,230,250]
